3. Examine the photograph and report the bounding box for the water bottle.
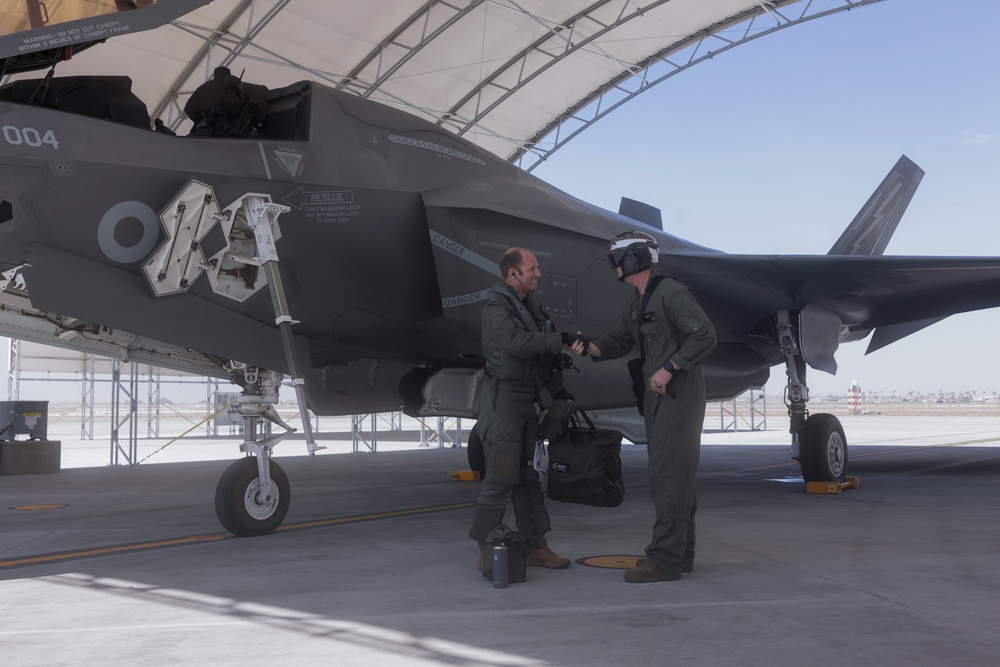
[492,540,508,588]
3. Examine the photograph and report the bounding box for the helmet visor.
[607,250,625,269]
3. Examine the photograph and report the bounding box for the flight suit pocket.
[679,310,708,335]
[489,439,521,485]
[499,351,530,381]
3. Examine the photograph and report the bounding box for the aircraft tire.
[798,413,848,483]
[467,425,486,478]
[215,457,290,537]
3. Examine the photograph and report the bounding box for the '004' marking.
[2,125,59,149]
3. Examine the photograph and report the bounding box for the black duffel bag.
[545,406,625,507]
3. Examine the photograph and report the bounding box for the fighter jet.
[3,64,1000,537]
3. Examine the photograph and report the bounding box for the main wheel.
[798,413,848,483]
[467,425,486,478]
[215,457,290,536]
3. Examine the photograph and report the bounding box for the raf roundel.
[97,200,160,264]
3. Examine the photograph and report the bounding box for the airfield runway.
[2,414,1000,666]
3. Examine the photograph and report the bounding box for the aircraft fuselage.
[0,78,771,414]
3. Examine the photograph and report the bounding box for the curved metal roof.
[24,0,883,169]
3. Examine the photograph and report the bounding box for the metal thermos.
[492,541,508,588]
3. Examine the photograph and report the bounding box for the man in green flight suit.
[571,231,717,583]
[470,247,577,574]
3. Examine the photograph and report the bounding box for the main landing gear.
[776,311,848,483]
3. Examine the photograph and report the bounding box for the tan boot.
[526,545,571,569]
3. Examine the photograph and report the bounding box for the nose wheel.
[214,368,295,536]
[216,456,290,536]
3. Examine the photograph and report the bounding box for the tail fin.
[828,155,924,256]
[619,197,663,230]
[830,156,939,353]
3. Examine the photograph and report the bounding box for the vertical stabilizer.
[619,197,663,230]
[828,155,923,256]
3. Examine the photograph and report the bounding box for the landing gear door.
[799,304,841,375]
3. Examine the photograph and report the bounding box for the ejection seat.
[184,66,269,138]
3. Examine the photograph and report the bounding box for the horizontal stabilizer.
[829,155,924,256]
[619,197,663,230]
[866,317,947,354]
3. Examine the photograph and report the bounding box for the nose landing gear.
[214,368,293,536]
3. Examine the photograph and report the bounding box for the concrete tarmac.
[2,415,1000,666]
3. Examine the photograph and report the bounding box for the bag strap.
[569,405,597,431]
[637,275,665,360]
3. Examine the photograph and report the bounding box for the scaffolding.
[718,387,767,431]
[110,358,138,465]
[418,416,465,449]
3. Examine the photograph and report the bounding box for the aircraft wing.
[666,252,1000,357]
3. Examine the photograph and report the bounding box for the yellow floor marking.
[0,501,475,570]
[11,504,67,511]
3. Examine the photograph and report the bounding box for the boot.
[624,559,680,583]
[526,545,571,569]
[636,556,694,573]
[476,542,491,577]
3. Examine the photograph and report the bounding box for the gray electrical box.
[0,401,48,440]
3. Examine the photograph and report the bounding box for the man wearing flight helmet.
[570,231,716,583]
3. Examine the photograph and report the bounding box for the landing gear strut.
[213,194,326,536]
[778,310,848,483]
[214,368,293,536]
[146,184,319,536]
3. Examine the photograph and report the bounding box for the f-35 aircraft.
[2,66,1000,537]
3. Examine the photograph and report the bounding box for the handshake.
[560,331,591,356]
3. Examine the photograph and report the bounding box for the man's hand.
[553,388,575,402]
[569,331,598,358]
[649,365,674,396]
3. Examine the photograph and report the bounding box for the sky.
[532,0,1000,397]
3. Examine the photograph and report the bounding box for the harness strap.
[637,275,666,360]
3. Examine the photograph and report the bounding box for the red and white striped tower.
[847,381,863,415]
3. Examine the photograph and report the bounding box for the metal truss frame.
[150,0,884,165]
[418,416,465,449]
[352,413,377,453]
[718,387,767,432]
[146,367,161,438]
[513,0,884,170]
[110,358,139,465]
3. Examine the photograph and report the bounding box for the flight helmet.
[607,231,659,278]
